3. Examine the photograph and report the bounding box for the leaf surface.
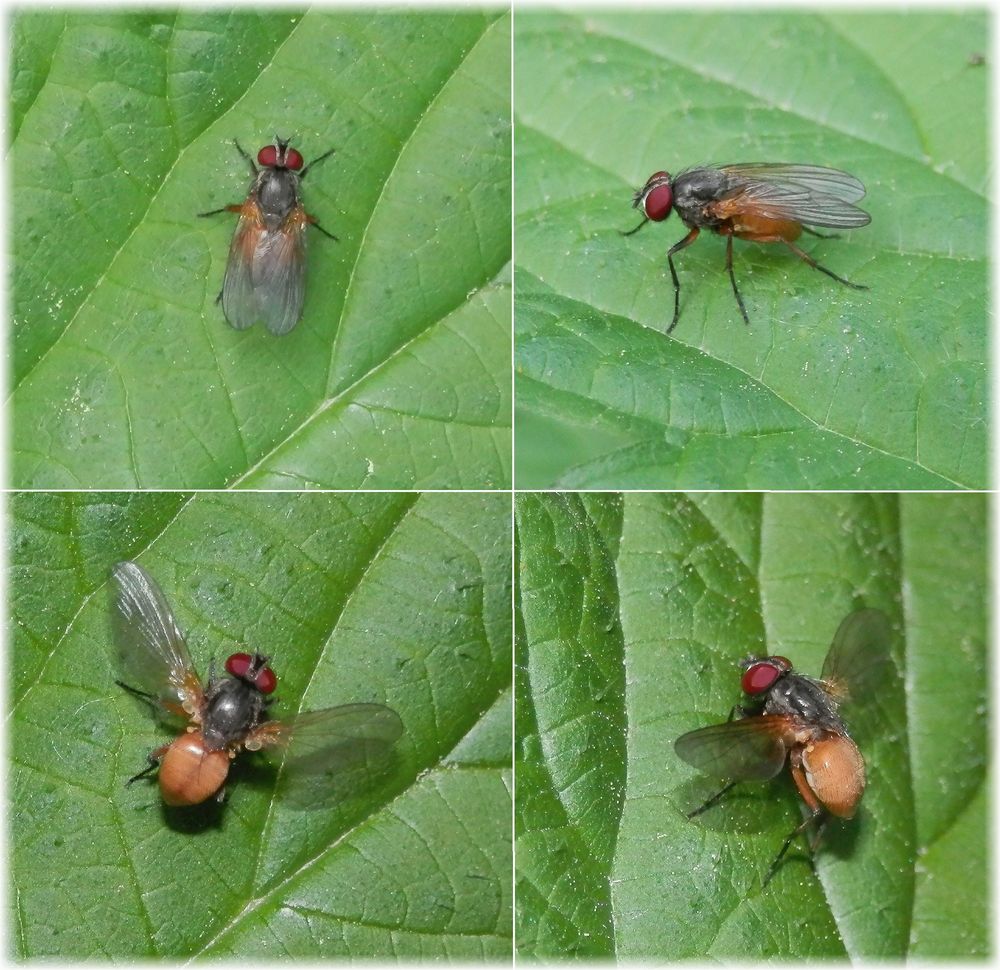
[12,10,511,489]
[515,492,986,959]
[11,492,512,959]
[514,11,986,489]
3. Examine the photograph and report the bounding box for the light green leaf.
[514,11,986,489]
[11,492,512,960]
[12,10,511,489]
[515,493,986,959]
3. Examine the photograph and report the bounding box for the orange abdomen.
[802,734,865,818]
[729,212,802,242]
[159,732,231,806]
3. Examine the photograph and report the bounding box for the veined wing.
[110,561,203,714]
[246,702,403,809]
[718,162,872,229]
[247,702,403,764]
[222,201,265,331]
[251,209,308,336]
[820,609,895,745]
[675,714,797,782]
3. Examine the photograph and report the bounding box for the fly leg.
[666,227,701,333]
[802,226,839,240]
[762,748,827,886]
[197,203,243,218]
[198,141,252,218]
[300,148,339,240]
[115,680,157,707]
[763,807,825,887]
[232,139,257,177]
[126,743,170,787]
[621,216,650,237]
[115,680,187,719]
[779,238,868,291]
[301,147,336,179]
[724,233,751,326]
[307,215,339,241]
[687,779,739,819]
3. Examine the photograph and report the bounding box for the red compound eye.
[257,144,279,167]
[741,658,789,695]
[225,652,253,678]
[225,652,278,693]
[254,666,277,694]
[642,173,674,221]
[283,147,304,170]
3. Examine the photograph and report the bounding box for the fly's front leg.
[233,139,257,177]
[301,147,336,179]
[665,226,700,333]
[621,216,650,237]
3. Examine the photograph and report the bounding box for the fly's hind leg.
[779,238,868,291]
[802,226,840,240]
[762,747,828,886]
[763,806,826,886]
[126,744,170,787]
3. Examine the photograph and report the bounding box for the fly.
[111,561,401,807]
[674,609,891,885]
[625,163,871,332]
[200,137,338,335]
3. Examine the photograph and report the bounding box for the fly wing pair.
[110,561,402,771]
[674,609,892,782]
[222,201,308,336]
[711,163,872,230]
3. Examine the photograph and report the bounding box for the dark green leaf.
[515,493,986,959]
[11,492,512,959]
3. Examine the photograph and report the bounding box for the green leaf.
[12,10,511,489]
[514,11,987,489]
[515,493,986,959]
[11,492,512,959]
[515,494,625,958]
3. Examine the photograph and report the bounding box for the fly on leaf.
[674,609,891,885]
[111,560,402,807]
[201,137,338,335]
[625,163,872,331]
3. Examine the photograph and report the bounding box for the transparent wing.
[675,714,794,782]
[821,608,894,708]
[252,213,307,336]
[221,205,264,331]
[718,162,872,229]
[247,702,403,809]
[248,702,403,761]
[110,561,202,712]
